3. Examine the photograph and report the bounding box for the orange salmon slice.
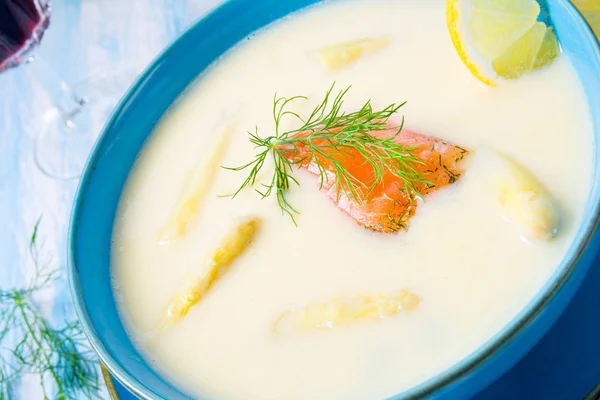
[283,127,468,233]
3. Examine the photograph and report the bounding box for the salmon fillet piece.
[283,127,468,233]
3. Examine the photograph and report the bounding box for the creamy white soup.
[112,0,593,399]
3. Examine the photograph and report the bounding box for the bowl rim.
[68,1,600,399]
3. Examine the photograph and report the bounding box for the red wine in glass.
[0,0,50,71]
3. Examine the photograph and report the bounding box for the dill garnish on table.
[225,84,426,223]
[0,221,100,400]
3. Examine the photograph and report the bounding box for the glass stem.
[23,53,88,128]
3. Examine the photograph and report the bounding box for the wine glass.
[1,0,135,180]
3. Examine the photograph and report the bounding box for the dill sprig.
[225,83,426,223]
[0,221,101,400]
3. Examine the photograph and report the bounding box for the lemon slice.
[493,23,559,78]
[572,0,600,40]
[447,0,560,85]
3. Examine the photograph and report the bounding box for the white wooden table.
[0,1,221,398]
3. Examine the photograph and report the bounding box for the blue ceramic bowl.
[68,1,600,399]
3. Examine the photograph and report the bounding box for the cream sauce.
[112,1,593,399]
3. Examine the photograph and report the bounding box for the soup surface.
[112,0,593,399]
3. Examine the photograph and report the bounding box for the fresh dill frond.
[225,83,426,223]
[0,221,101,400]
